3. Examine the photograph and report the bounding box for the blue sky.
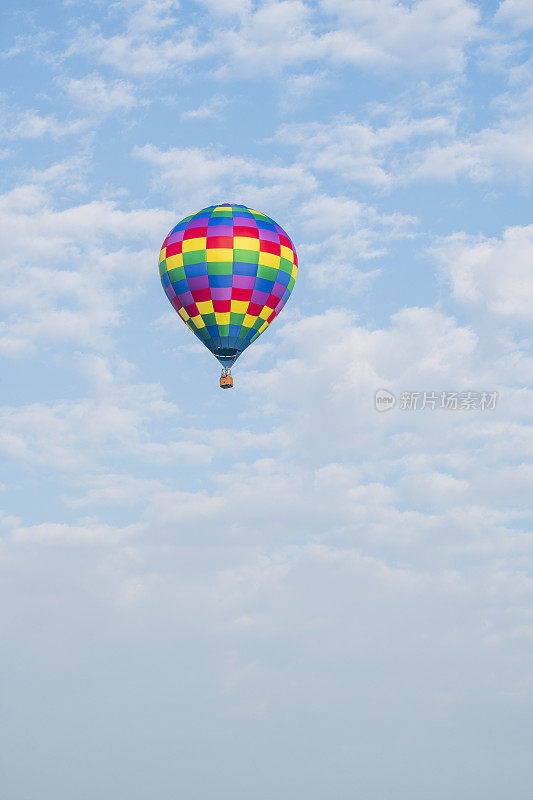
[0,1,532,797]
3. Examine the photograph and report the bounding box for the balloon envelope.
[159,204,298,366]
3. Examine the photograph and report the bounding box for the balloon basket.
[220,368,233,389]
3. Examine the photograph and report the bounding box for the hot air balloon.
[159,204,298,388]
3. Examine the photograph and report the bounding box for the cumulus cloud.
[210,0,481,77]
[61,73,139,114]
[180,94,228,120]
[274,112,457,186]
[134,142,318,213]
[319,0,481,73]
[11,520,139,544]
[0,354,207,473]
[432,224,533,320]
[0,109,87,141]
[406,117,533,182]
[64,0,481,80]
[68,0,207,77]
[274,100,533,187]
[0,172,173,354]
[298,193,418,289]
[279,70,328,112]
[495,0,533,31]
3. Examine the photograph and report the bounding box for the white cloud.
[319,0,481,73]
[432,224,533,321]
[407,117,533,183]
[298,193,418,289]
[0,77,138,145]
[64,474,165,508]
[0,29,52,61]
[274,113,456,187]
[3,509,533,799]
[69,0,207,77]
[274,98,533,186]
[212,0,319,78]
[229,303,532,511]
[11,520,139,544]
[64,0,481,80]
[0,353,195,472]
[0,109,87,141]
[62,73,138,113]
[0,351,299,479]
[195,0,252,16]
[211,0,480,78]
[22,153,91,193]
[134,142,318,213]
[495,0,533,31]
[245,306,480,407]
[180,94,228,120]
[280,70,328,112]
[0,176,173,354]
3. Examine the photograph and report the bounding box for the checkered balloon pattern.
[159,204,298,366]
